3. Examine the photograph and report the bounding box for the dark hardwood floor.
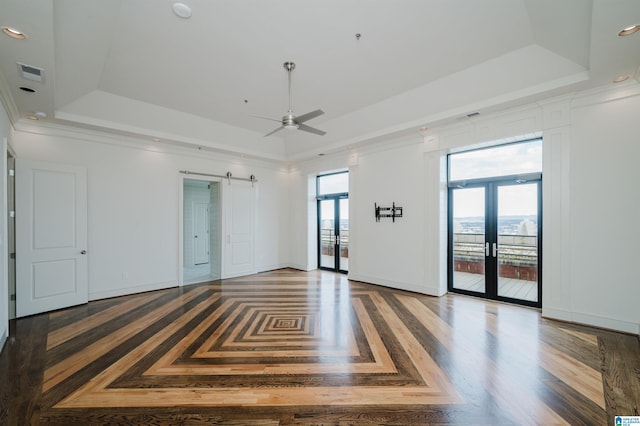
[0,268,638,425]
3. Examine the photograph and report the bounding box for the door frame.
[317,195,348,273]
[7,148,15,320]
[447,173,542,308]
[178,175,221,286]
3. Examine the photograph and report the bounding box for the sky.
[449,140,542,182]
[450,140,541,218]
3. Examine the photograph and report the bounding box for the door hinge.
[9,252,15,259]
[9,210,15,218]
[8,169,14,177]
[10,294,16,301]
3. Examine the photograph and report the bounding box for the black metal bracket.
[375,202,403,222]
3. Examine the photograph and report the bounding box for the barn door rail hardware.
[375,202,403,222]
[179,170,258,184]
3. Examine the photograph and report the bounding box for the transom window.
[448,139,542,182]
[317,171,348,196]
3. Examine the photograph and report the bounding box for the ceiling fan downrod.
[284,61,295,114]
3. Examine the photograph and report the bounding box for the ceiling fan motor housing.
[283,113,299,129]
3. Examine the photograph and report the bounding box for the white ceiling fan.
[252,61,326,137]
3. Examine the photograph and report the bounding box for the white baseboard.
[543,307,639,335]
[89,280,177,301]
[347,273,426,294]
[542,307,573,323]
[256,263,291,273]
[285,263,315,272]
[0,326,7,355]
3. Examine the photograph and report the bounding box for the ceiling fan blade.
[250,114,282,123]
[295,109,324,124]
[298,123,326,136]
[264,126,285,137]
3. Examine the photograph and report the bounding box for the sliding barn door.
[223,180,255,278]
[15,160,88,317]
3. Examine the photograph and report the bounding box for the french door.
[318,197,349,272]
[448,177,541,307]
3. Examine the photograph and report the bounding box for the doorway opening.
[183,179,221,284]
[7,150,15,320]
[317,171,349,273]
[447,139,542,308]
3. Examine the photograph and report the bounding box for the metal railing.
[320,228,349,256]
[453,233,538,280]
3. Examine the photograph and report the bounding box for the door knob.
[80,250,87,255]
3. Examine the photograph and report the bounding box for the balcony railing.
[320,228,349,257]
[453,233,538,281]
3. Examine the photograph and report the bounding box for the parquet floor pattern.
[1,268,639,425]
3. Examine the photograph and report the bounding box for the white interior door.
[16,159,88,317]
[193,202,209,265]
[223,181,254,278]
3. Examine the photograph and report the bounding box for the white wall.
[11,126,290,301]
[567,90,640,333]
[289,82,640,335]
[425,83,640,334]
[287,156,352,271]
[0,101,9,352]
[254,165,291,272]
[348,141,426,292]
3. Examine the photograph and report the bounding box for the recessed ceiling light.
[618,24,640,36]
[151,137,161,142]
[26,112,46,120]
[2,26,27,40]
[172,2,192,19]
[613,75,630,83]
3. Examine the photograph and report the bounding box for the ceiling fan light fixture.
[284,123,299,130]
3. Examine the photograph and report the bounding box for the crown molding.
[569,80,640,109]
[13,119,288,171]
[0,70,19,125]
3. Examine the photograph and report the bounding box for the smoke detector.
[172,3,192,19]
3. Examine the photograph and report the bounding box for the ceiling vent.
[17,63,44,83]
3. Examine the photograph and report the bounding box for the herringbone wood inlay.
[2,269,639,425]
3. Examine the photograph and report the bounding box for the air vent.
[17,63,44,83]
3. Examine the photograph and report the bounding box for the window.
[449,139,542,182]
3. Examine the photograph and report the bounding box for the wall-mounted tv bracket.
[375,202,403,222]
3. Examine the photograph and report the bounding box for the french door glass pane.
[339,198,349,271]
[497,184,539,302]
[452,187,486,293]
[319,199,335,269]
